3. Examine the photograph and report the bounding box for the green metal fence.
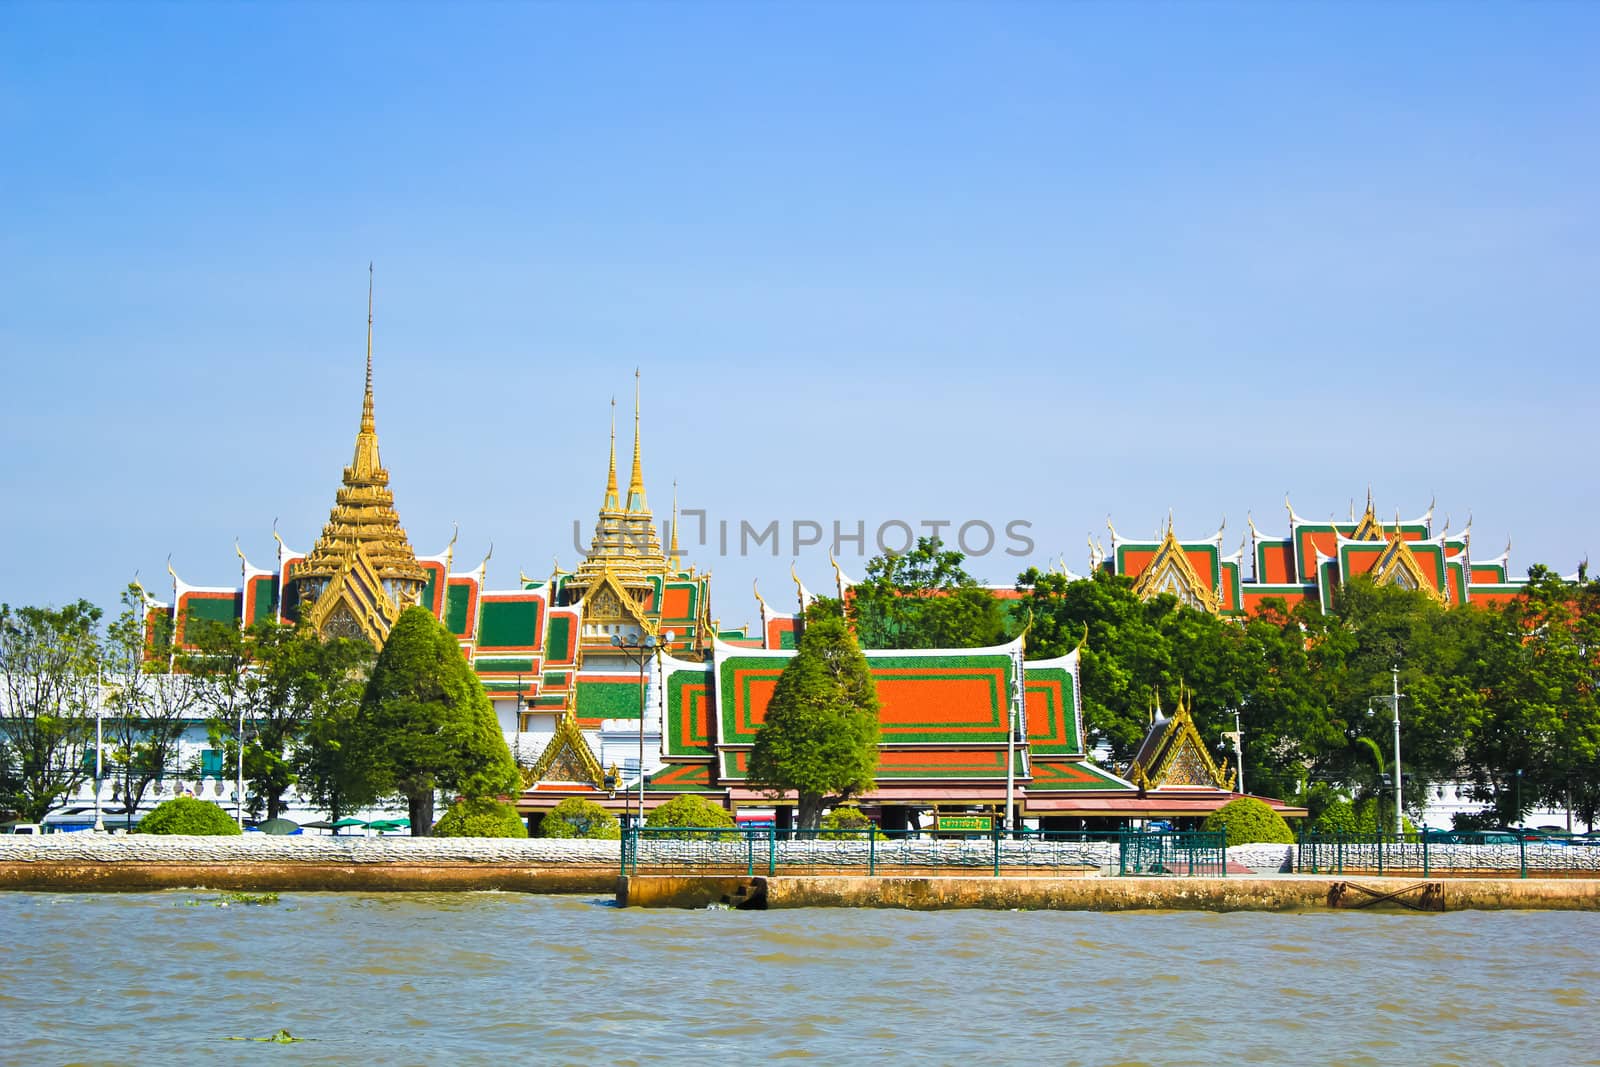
[1297,832,1600,878]
[620,826,1227,879]
[1117,831,1228,876]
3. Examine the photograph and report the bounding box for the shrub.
[1202,797,1294,847]
[540,797,620,840]
[1314,798,1360,835]
[820,803,884,840]
[138,796,242,836]
[433,797,528,838]
[645,794,734,837]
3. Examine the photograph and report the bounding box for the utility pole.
[1005,643,1025,836]
[1390,666,1402,838]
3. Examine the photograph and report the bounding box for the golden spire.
[669,479,680,568]
[350,262,381,477]
[602,396,620,512]
[626,367,648,513]
[363,262,375,434]
[293,266,428,641]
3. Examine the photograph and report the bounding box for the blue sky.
[2,3,1595,624]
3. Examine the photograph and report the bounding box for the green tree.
[357,607,518,836]
[103,584,200,830]
[850,538,1007,649]
[433,796,528,838]
[181,615,257,822]
[645,793,735,836]
[1462,568,1600,826]
[138,795,242,835]
[540,796,620,839]
[248,623,373,820]
[748,609,880,830]
[293,678,373,822]
[0,600,102,821]
[1015,568,1237,763]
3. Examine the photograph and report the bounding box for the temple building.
[140,282,1345,826]
[1099,493,1541,617]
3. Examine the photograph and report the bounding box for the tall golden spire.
[669,479,680,569]
[350,262,381,477]
[293,265,428,644]
[626,367,648,513]
[602,396,620,512]
[362,262,375,433]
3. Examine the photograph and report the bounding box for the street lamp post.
[612,629,675,829]
[93,671,104,832]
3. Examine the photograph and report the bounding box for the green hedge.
[138,796,242,836]
[433,797,528,838]
[540,797,620,840]
[1202,797,1294,847]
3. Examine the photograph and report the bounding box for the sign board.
[934,814,993,834]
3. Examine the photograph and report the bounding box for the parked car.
[1,822,43,835]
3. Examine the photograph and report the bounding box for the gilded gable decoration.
[1130,518,1221,615]
[1370,530,1446,603]
[530,708,607,788]
[1126,687,1235,791]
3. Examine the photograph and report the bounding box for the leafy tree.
[645,793,735,835]
[1202,796,1294,846]
[357,607,519,836]
[293,678,373,823]
[748,611,880,831]
[138,795,242,835]
[103,585,200,830]
[0,600,102,821]
[540,796,620,839]
[181,616,257,822]
[1015,568,1237,763]
[433,796,528,838]
[850,538,1007,649]
[186,618,373,821]
[247,624,372,820]
[1461,568,1600,826]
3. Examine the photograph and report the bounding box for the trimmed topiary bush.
[1202,797,1294,847]
[820,803,884,840]
[138,796,242,836]
[433,797,528,838]
[540,797,620,840]
[645,794,735,836]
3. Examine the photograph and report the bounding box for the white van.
[3,823,42,835]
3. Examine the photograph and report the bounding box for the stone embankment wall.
[0,835,619,893]
[620,875,1600,911]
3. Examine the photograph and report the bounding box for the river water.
[2,892,1597,1065]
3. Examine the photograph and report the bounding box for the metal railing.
[620,826,1228,879]
[1297,832,1600,879]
